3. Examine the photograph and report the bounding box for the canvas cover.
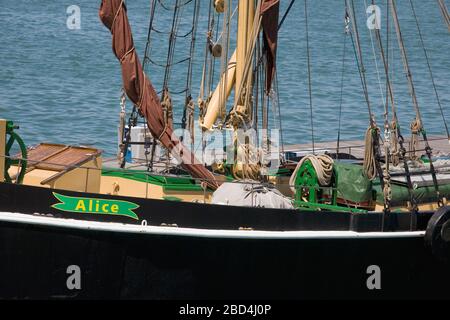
[374,182,450,206]
[333,162,374,205]
[212,181,294,209]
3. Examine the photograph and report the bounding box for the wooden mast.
[201,0,259,131]
[235,0,255,108]
[200,0,237,131]
[389,0,423,124]
[200,51,236,130]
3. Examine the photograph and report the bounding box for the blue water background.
[0,0,448,156]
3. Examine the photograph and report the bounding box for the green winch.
[293,157,373,213]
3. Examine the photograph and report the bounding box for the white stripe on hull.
[0,211,425,240]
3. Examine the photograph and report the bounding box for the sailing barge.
[0,0,449,299]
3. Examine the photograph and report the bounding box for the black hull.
[0,182,449,299]
[1,219,449,299]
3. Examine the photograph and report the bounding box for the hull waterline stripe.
[0,211,425,240]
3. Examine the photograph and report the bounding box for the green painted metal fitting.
[3,120,28,184]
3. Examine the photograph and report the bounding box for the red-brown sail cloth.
[99,0,218,189]
[261,0,280,92]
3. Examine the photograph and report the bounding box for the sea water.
[0,0,448,156]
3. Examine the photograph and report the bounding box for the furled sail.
[261,0,280,92]
[99,0,218,189]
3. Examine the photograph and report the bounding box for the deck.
[283,135,450,159]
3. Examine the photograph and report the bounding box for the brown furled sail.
[99,0,218,189]
[261,0,280,92]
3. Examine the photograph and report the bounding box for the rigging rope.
[347,0,374,123]
[347,0,389,210]
[199,0,215,108]
[409,0,450,142]
[390,120,400,166]
[305,0,315,154]
[157,0,193,11]
[346,0,383,179]
[141,0,201,169]
[199,0,218,157]
[278,0,296,31]
[218,0,233,124]
[117,89,127,163]
[363,0,386,108]
[381,0,393,211]
[363,126,378,181]
[274,72,285,158]
[409,116,421,160]
[143,0,158,72]
[181,0,200,132]
[150,24,193,38]
[371,0,401,172]
[232,140,262,181]
[389,0,443,207]
[337,13,350,158]
[228,2,263,127]
[162,0,182,90]
[437,0,450,30]
[370,0,415,212]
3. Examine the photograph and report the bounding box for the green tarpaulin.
[373,181,450,206]
[333,162,374,204]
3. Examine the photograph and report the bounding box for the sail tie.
[111,0,124,34]
[120,47,135,63]
[136,73,147,116]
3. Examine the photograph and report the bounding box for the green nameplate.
[52,193,139,220]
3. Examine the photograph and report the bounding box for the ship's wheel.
[4,121,27,184]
